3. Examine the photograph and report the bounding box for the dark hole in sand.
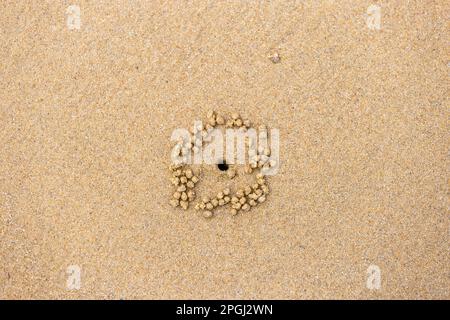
[217,162,229,171]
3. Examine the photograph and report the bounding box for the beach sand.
[0,1,448,299]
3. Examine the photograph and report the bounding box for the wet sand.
[0,1,448,299]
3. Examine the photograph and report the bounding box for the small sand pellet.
[185,169,193,179]
[180,201,189,210]
[203,210,213,218]
[227,169,236,179]
[174,169,182,177]
[269,52,281,63]
[208,117,216,126]
[216,115,225,125]
[186,181,195,189]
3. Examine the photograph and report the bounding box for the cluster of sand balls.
[171,110,246,165]
[169,165,199,210]
[192,173,270,218]
[194,188,231,218]
[169,110,274,218]
[171,111,255,166]
[228,173,269,216]
[245,144,277,174]
[225,112,252,129]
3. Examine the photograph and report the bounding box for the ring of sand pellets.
[169,111,277,218]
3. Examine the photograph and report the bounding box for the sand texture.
[0,1,448,299]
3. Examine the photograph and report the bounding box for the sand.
[0,1,448,299]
